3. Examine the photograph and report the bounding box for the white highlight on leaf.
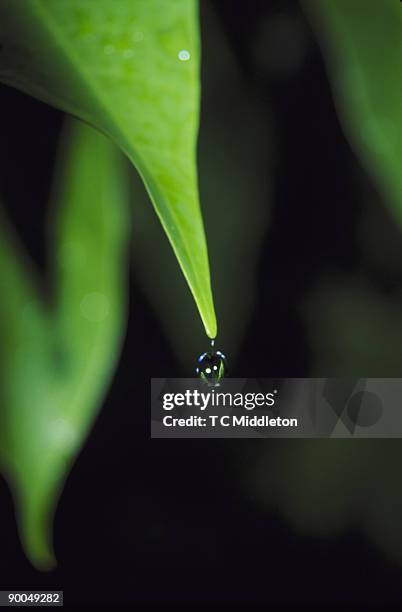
[48,419,77,449]
[178,49,190,61]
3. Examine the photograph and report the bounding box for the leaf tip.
[204,317,217,340]
[15,485,58,572]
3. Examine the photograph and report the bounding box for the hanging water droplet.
[196,346,227,386]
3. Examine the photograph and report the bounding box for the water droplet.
[178,49,190,61]
[196,348,227,386]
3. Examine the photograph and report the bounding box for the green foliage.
[0,119,130,568]
[0,0,216,337]
[131,5,271,366]
[248,0,402,561]
[303,0,402,226]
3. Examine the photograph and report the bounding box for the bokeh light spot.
[178,49,190,61]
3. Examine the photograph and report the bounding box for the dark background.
[1,0,402,606]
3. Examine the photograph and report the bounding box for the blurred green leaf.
[0,0,216,337]
[0,119,129,569]
[247,275,402,565]
[303,0,402,227]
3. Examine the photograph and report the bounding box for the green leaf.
[0,0,216,338]
[130,3,271,366]
[0,119,130,569]
[303,0,402,227]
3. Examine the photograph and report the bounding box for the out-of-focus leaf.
[0,119,129,569]
[0,0,216,338]
[246,276,402,564]
[303,0,402,227]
